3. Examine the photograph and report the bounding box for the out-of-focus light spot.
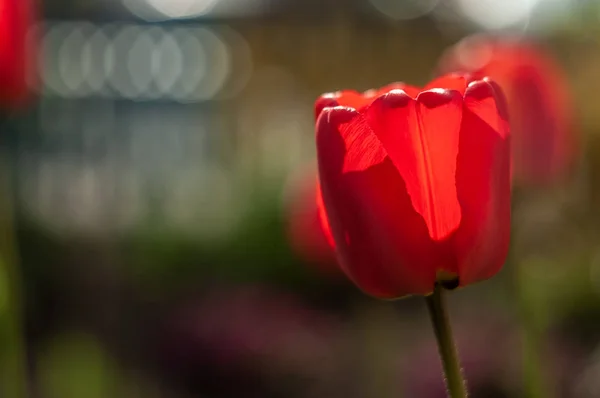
[19,152,146,236]
[82,29,111,94]
[146,0,219,18]
[456,0,540,30]
[21,93,242,236]
[101,27,117,98]
[368,0,440,20]
[41,23,72,97]
[37,21,241,101]
[111,25,145,99]
[127,29,156,98]
[153,32,184,96]
[123,0,271,21]
[189,28,230,101]
[58,25,88,97]
[170,28,208,101]
[216,27,253,100]
[122,0,218,21]
[67,165,106,230]
[452,34,495,70]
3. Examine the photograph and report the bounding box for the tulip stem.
[425,284,468,398]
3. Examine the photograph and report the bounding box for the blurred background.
[5,0,600,397]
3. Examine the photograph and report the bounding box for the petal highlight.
[424,74,468,96]
[315,181,335,249]
[315,91,374,120]
[365,90,463,241]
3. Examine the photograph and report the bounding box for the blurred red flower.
[438,35,577,185]
[284,167,337,274]
[315,74,511,299]
[0,0,38,109]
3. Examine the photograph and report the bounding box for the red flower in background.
[315,75,511,299]
[0,0,37,109]
[438,35,577,185]
[285,167,337,274]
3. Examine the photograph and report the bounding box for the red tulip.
[0,0,38,109]
[438,35,577,185]
[315,74,511,299]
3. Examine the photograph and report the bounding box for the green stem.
[425,284,468,398]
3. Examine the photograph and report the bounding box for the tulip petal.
[509,67,574,183]
[424,74,469,96]
[314,84,422,121]
[315,181,335,248]
[316,107,438,298]
[365,89,463,242]
[314,91,371,120]
[455,79,511,285]
[371,82,421,98]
